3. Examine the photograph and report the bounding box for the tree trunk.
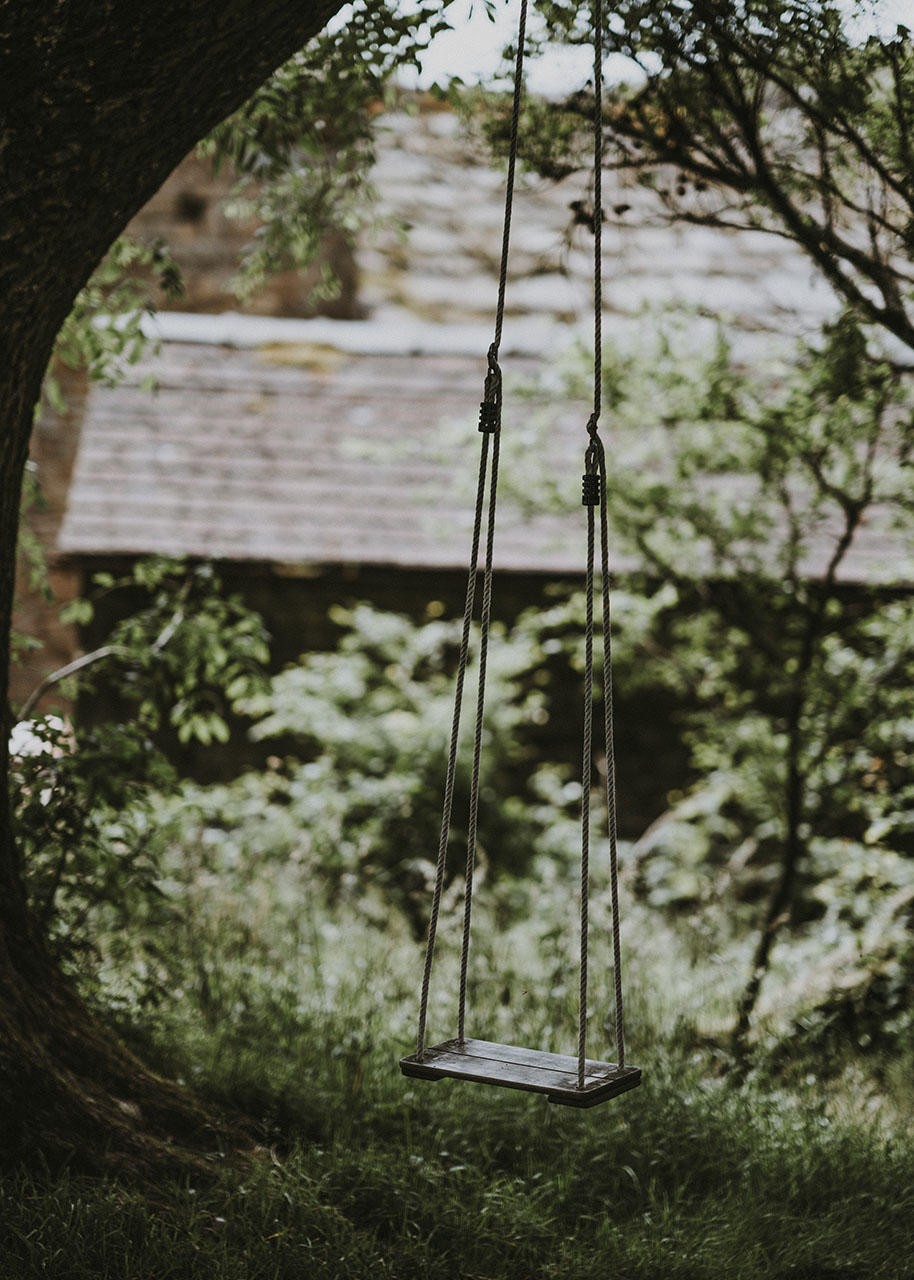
[0,0,343,1175]
[732,710,806,1058]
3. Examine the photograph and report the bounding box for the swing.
[399,0,641,1109]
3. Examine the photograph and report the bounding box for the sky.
[389,0,913,95]
[396,0,620,95]
[398,0,596,95]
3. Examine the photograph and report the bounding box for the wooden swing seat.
[400,1037,641,1108]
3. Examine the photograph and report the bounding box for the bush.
[11,558,270,1004]
[178,602,582,930]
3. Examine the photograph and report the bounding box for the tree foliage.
[46,237,185,408]
[12,560,269,993]
[536,0,914,355]
[234,603,557,926]
[200,0,454,300]
[513,311,914,1040]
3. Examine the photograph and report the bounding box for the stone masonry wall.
[125,152,362,320]
[17,95,839,716]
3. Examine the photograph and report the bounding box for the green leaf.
[60,599,95,626]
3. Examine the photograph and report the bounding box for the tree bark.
[732,706,805,1058]
[0,0,343,1175]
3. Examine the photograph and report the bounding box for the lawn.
[3,821,911,1280]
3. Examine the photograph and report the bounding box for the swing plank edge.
[400,1038,641,1108]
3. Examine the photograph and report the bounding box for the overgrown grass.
[3,814,913,1279]
[2,1032,912,1278]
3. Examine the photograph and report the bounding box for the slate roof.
[59,326,911,586]
[56,99,909,587]
[59,334,600,575]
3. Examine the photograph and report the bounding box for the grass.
[2,1042,912,1278]
[4,789,913,1279]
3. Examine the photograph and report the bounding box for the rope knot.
[581,470,601,506]
[484,345,503,404]
[584,425,604,477]
[480,345,503,432]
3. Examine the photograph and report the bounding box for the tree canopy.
[530,0,914,355]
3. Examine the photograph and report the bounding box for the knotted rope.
[577,0,626,1087]
[415,0,627,1090]
[416,0,527,1059]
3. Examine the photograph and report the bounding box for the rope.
[492,0,529,357]
[457,375,501,1041]
[457,0,528,1040]
[591,0,603,421]
[578,492,596,1087]
[577,0,626,1085]
[416,431,491,1059]
[599,441,626,1069]
[417,0,527,1059]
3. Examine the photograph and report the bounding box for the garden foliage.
[16,306,914,1056]
[504,311,914,1045]
[11,559,269,995]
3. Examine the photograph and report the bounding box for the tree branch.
[16,647,126,724]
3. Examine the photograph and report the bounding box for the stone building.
[15,95,851,730]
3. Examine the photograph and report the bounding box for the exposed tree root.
[0,933,258,1183]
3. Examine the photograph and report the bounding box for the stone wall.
[15,94,840,719]
[125,152,362,320]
